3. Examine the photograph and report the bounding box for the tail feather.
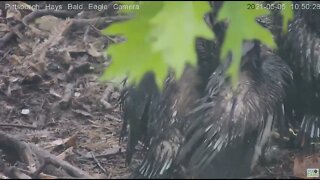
[297,115,320,150]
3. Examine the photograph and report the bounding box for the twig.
[0,10,78,49]
[0,123,37,129]
[0,131,94,179]
[90,152,108,175]
[0,131,40,173]
[4,167,31,179]
[16,167,64,179]
[82,147,123,159]
[28,144,94,179]
[104,114,122,122]
[0,23,23,49]
[31,158,49,178]
[71,15,133,29]
[22,10,79,25]
[0,49,11,62]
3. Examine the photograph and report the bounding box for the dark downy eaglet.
[274,1,320,151]
[175,42,292,179]
[122,40,292,178]
[121,2,293,178]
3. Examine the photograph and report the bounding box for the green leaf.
[150,1,214,79]
[100,2,167,87]
[101,1,214,88]
[217,1,276,87]
[280,1,294,34]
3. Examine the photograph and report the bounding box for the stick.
[0,123,37,129]
[0,10,78,49]
[28,144,94,179]
[0,131,94,179]
[90,152,108,175]
[82,147,123,159]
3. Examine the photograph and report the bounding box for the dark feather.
[177,44,292,178]
[275,2,320,150]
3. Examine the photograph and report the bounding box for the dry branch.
[0,131,94,179]
[0,10,78,49]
